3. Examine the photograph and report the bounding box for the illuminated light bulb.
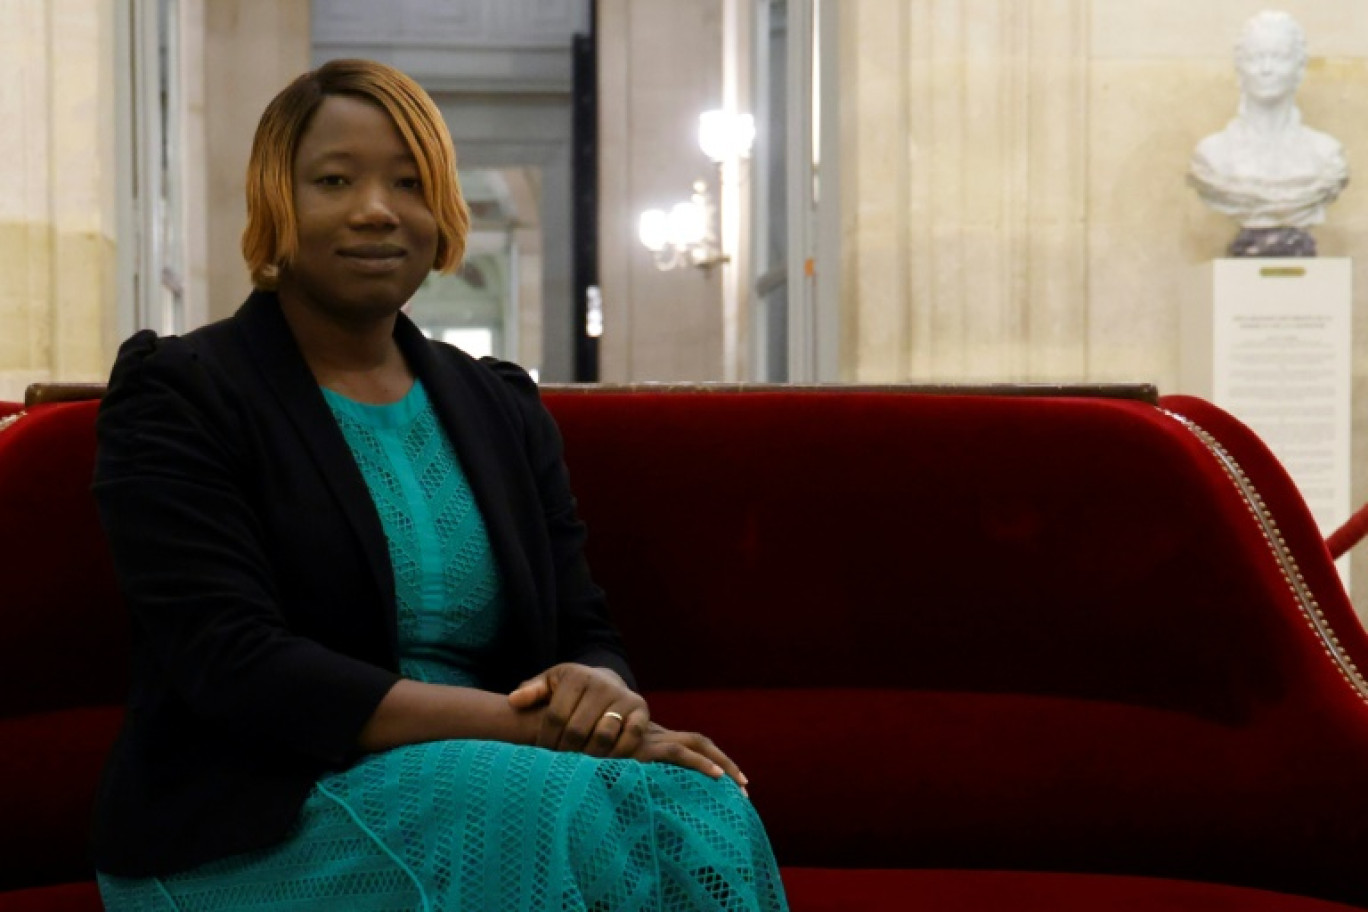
[699,110,756,164]
[667,200,707,247]
[637,209,670,252]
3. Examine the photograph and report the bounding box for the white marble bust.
[1187,11,1348,239]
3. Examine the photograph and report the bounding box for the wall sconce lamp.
[638,110,754,272]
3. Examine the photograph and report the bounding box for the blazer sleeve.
[482,359,637,690]
[95,331,400,766]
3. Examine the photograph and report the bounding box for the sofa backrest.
[0,399,126,892]
[541,388,1368,906]
[3,388,1367,905]
[0,401,127,710]
[544,390,1335,713]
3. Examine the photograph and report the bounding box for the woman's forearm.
[357,679,539,752]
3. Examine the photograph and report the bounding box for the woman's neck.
[278,293,414,404]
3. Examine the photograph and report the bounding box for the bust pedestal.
[1180,257,1353,583]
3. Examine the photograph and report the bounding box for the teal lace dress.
[98,380,788,912]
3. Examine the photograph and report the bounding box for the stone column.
[843,0,1090,383]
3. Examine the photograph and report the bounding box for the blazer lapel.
[394,316,544,660]
[233,292,398,645]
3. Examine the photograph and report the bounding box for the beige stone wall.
[842,0,1092,383]
[1089,1,1368,388]
[841,0,1368,607]
[843,0,1368,390]
[0,0,118,402]
[0,0,309,402]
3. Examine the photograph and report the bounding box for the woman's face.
[279,94,438,324]
[1236,28,1303,104]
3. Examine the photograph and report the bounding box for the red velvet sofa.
[2,384,1367,911]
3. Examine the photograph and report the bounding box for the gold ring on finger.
[602,711,625,724]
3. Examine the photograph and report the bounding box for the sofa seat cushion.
[646,688,1368,907]
[0,881,102,912]
[2,871,1359,912]
[781,868,1368,911]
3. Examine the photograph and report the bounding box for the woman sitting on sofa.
[91,58,787,912]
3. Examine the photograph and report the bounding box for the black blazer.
[91,291,634,876]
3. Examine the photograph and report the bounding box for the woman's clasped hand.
[509,663,748,793]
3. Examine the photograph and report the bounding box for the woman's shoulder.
[112,310,244,375]
[467,351,545,432]
[101,318,254,446]
[476,356,539,398]
[107,327,203,400]
[415,334,540,402]
[419,341,554,447]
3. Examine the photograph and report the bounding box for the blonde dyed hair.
[242,59,469,289]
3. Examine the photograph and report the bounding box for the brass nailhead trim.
[1163,409,1368,703]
